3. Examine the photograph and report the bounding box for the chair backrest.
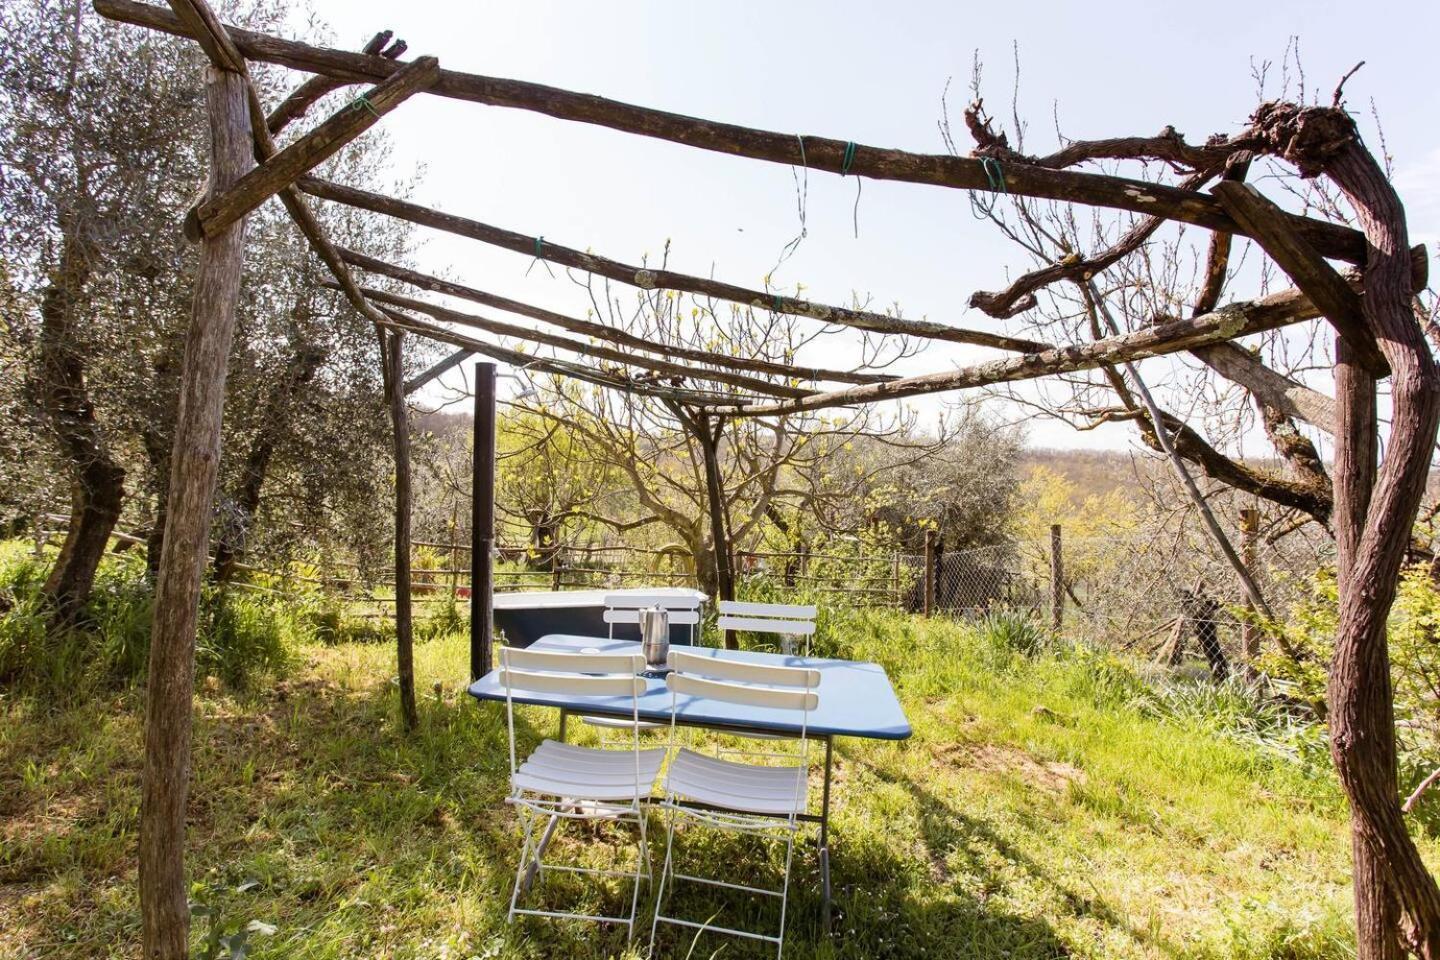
[666,649,819,725]
[603,592,702,644]
[715,601,816,652]
[499,646,649,795]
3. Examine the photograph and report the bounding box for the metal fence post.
[923,529,936,617]
[1049,524,1064,634]
[1239,508,1260,661]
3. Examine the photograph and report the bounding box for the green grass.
[0,609,1415,959]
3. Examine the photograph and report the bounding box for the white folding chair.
[713,602,818,759]
[650,649,820,958]
[716,601,817,656]
[500,647,666,937]
[582,592,703,734]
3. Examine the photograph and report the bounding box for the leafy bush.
[1262,564,1440,778]
[0,541,298,697]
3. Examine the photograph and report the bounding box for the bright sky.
[299,0,1440,450]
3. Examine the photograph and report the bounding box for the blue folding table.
[467,633,912,932]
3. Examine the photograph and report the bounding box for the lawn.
[0,610,1401,959]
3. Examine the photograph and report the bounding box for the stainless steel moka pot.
[639,606,670,670]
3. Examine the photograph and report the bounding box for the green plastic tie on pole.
[351,93,381,119]
[534,236,544,258]
[772,295,783,312]
[981,156,1007,194]
[840,141,857,176]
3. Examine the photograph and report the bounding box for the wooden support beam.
[1191,341,1338,432]
[404,346,471,394]
[338,246,895,384]
[304,178,1045,351]
[188,55,438,240]
[732,286,1324,417]
[140,65,253,960]
[267,31,405,134]
[1213,181,1389,376]
[375,307,747,405]
[164,0,244,72]
[344,285,811,399]
[97,0,1375,263]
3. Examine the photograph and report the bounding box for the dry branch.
[339,246,895,385]
[404,346,471,395]
[733,287,1323,416]
[92,0,1374,264]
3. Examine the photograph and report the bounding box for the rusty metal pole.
[470,362,497,680]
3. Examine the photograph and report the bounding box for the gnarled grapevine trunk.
[1278,103,1440,958]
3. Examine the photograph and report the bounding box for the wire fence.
[922,526,1333,673]
[33,510,1336,652]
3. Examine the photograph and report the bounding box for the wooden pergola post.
[140,64,253,960]
[387,331,417,731]
[470,362,497,680]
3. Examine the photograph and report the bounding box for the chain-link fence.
[918,526,1334,674]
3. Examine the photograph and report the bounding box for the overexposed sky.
[290,0,1440,450]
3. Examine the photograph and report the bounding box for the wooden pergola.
[94,2,1438,957]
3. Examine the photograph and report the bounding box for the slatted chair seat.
[512,740,667,802]
[663,747,808,818]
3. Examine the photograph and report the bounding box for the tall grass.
[0,541,468,700]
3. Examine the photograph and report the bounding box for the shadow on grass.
[3,666,1151,959]
[857,751,1185,960]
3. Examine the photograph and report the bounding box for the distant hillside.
[1020,448,1149,502]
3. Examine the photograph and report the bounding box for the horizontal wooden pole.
[731,286,1323,417]
[92,0,1372,265]
[337,246,894,385]
[189,55,438,240]
[344,285,811,399]
[404,346,471,394]
[303,177,1045,350]
[374,307,743,405]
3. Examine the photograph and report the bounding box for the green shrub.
[975,608,1047,657]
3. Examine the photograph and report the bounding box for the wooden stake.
[388,331,417,731]
[188,55,439,240]
[140,65,253,960]
[922,529,936,617]
[1239,507,1260,661]
[1049,524,1064,634]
